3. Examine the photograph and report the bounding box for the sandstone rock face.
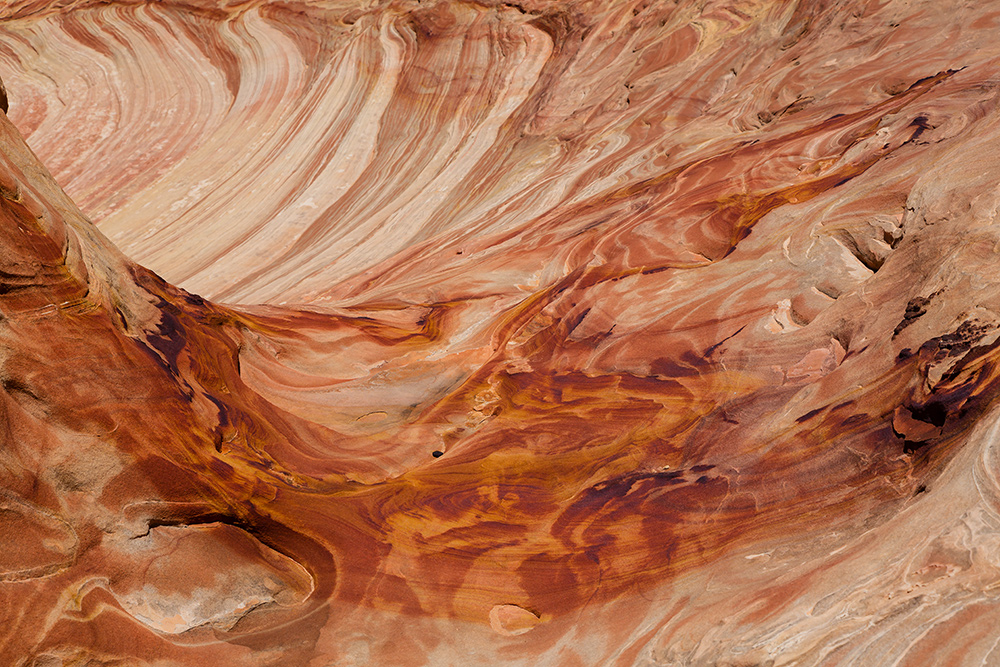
[2,1,1000,665]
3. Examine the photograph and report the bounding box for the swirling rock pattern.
[2,0,1000,665]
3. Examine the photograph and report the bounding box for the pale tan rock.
[489,604,542,636]
[2,0,1000,665]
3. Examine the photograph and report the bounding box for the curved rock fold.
[1,1,1000,665]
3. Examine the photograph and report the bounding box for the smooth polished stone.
[1,1,1000,665]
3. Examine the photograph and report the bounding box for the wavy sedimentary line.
[4,0,1000,665]
[259,68,951,436]
[2,0,984,309]
[209,4,554,303]
[0,1,556,304]
[0,5,231,216]
[635,405,1000,667]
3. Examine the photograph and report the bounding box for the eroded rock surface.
[2,0,1000,665]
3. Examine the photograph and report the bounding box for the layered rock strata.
[2,0,1000,665]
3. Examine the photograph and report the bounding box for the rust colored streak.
[4,1,1000,665]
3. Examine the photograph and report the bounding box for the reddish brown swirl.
[3,1,1000,665]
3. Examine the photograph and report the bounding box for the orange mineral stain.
[2,1,1000,665]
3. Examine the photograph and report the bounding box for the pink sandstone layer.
[1,0,1000,665]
